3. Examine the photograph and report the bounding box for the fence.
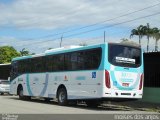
[143,52,160,103]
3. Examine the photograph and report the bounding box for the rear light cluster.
[139,74,144,90]
[105,70,143,90]
[105,70,111,88]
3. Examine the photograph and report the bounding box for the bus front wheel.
[57,88,68,106]
[18,86,25,100]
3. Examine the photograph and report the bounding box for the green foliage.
[151,28,160,51]
[130,25,144,45]
[20,48,35,56]
[48,48,53,50]
[20,48,30,56]
[0,46,20,64]
[130,23,160,52]
[120,38,139,47]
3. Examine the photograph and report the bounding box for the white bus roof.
[12,43,141,61]
[45,45,82,53]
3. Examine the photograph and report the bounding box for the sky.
[0,0,160,53]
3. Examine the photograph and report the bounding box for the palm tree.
[151,28,160,51]
[120,38,139,46]
[130,25,144,46]
[20,48,30,56]
[154,32,160,51]
[142,23,153,52]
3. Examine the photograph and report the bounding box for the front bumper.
[0,88,10,93]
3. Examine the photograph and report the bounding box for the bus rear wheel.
[57,88,68,106]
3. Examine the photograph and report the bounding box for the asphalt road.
[0,95,159,114]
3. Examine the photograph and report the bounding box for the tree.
[142,23,153,52]
[151,28,160,51]
[120,38,139,47]
[48,48,53,50]
[20,48,30,56]
[130,25,144,46]
[20,48,35,56]
[30,53,36,55]
[0,46,20,64]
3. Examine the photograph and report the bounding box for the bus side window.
[64,53,71,71]
[84,49,101,70]
[77,51,85,70]
[70,52,78,70]
[46,55,53,72]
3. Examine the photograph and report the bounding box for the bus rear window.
[108,44,141,68]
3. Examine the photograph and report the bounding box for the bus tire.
[57,88,68,106]
[18,86,25,100]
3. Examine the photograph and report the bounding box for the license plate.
[122,83,129,87]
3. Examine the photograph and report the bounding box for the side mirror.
[8,77,10,81]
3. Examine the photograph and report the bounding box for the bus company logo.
[92,72,96,78]
[121,72,131,78]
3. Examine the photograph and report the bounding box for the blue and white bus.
[10,43,144,106]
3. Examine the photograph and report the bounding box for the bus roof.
[12,42,141,61]
[12,43,104,61]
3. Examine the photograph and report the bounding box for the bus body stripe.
[39,74,49,96]
[26,74,33,96]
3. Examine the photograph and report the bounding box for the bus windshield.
[108,44,141,67]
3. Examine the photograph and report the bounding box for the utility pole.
[104,31,106,43]
[60,34,63,47]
